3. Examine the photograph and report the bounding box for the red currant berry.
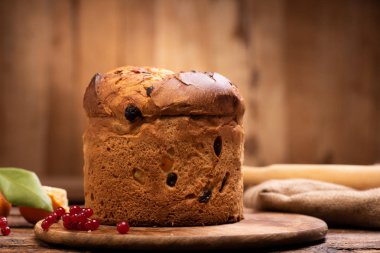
[77,213,87,222]
[51,212,58,220]
[90,219,100,231]
[84,220,100,230]
[76,221,86,231]
[116,221,129,234]
[0,217,7,228]
[70,214,78,223]
[63,220,75,230]
[54,207,65,217]
[82,208,94,218]
[41,220,51,231]
[69,205,82,215]
[84,220,92,231]
[1,226,10,236]
[62,213,71,224]
[45,214,56,224]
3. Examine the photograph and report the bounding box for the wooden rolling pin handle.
[242,164,380,190]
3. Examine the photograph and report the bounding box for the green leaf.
[0,168,53,212]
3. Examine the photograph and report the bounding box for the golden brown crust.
[83,65,245,226]
[83,66,245,123]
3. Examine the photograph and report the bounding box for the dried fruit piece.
[166,173,178,187]
[125,105,142,122]
[130,69,141,74]
[219,172,230,193]
[198,189,212,203]
[146,86,154,97]
[160,155,174,172]
[213,136,222,157]
[167,147,175,155]
[132,168,145,184]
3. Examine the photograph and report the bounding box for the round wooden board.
[34,212,327,250]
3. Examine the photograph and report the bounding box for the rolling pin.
[242,164,380,190]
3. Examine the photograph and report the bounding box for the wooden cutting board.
[34,211,327,250]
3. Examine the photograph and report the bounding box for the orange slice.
[0,192,11,217]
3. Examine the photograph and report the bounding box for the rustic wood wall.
[0,0,379,200]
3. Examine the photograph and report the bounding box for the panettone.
[83,66,245,226]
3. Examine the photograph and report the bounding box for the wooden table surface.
[2,208,380,252]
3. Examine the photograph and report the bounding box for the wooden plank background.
[0,0,379,201]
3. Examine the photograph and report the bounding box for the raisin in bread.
[83,66,245,226]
